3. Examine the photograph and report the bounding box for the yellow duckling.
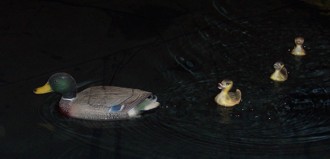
[270,62,288,82]
[291,36,306,56]
[215,79,241,107]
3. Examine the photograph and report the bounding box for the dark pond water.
[1,0,330,158]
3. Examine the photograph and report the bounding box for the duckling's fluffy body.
[291,37,306,56]
[215,80,241,107]
[270,62,288,82]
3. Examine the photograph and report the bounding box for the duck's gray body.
[59,86,156,120]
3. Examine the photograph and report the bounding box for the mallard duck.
[34,73,160,120]
[215,79,241,107]
[291,37,306,56]
[270,62,288,82]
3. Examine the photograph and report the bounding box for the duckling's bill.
[218,83,224,89]
[34,82,53,94]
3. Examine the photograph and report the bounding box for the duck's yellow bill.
[34,82,53,94]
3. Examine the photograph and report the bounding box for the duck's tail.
[138,95,160,111]
[235,89,242,103]
[127,96,160,117]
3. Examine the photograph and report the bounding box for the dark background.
[1,0,330,158]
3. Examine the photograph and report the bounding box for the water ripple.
[155,78,330,155]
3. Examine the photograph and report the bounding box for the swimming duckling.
[215,80,241,107]
[34,73,160,120]
[270,62,288,82]
[291,37,306,56]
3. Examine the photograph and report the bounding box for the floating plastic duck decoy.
[34,73,160,120]
[215,79,241,107]
[270,62,288,82]
[291,36,306,56]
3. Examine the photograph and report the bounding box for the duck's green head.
[34,73,77,98]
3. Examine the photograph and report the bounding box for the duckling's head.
[34,73,77,98]
[218,79,233,90]
[273,62,284,70]
[294,37,304,45]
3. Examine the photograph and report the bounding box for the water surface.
[1,0,330,158]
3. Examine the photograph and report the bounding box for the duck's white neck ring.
[61,97,76,101]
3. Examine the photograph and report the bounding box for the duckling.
[291,37,306,56]
[215,79,241,107]
[34,73,160,120]
[270,62,288,82]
